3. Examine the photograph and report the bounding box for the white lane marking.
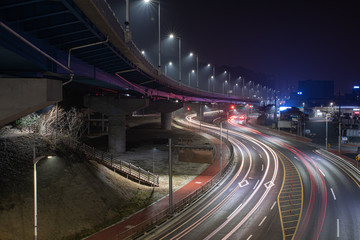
[252,146,256,150]
[331,188,337,200]
[264,181,275,189]
[246,235,253,240]
[337,219,340,237]
[261,164,264,171]
[253,180,260,189]
[270,201,277,210]
[294,156,299,160]
[227,204,242,219]
[259,154,263,158]
[239,180,249,188]
[319,169,326,177]
[259,216,267,226]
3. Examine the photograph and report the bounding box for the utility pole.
[220,122,223,176]
[338,91,341,153]
[168,138,173,215]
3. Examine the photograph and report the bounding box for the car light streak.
[229,118,327,240]
[204,139,278,240]
[315,150,360,188]
[160,114,256,240]
[177,114,278,240]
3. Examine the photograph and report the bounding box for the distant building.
[296,80,334,107]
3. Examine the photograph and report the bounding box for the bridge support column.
[147,100,183,130]
[108,114,126,153]
[161,112,172,130]
[84,96,149,153]
[194,104,205,122]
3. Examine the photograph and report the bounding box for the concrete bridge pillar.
[147,100,183,130]
[108,114,126,153]
[161,112,172,130]
[84,96,148,153]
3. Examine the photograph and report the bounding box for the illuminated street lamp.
[164,61,172,75]
[208,75,214,92]
[188,69,195,86]
[144,0,161,72]
[223,80,228,94]
[325,113,332,150]
[234,83,238,95]
[33,147,46,240]
[189,52,199,88]
[169,33,181,83]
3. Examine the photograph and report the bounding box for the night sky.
[108,0,360,95]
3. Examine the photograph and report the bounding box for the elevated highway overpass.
[0,0,261,152]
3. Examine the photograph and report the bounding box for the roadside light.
[249,105,253,108]
[230,105,235,110]
[187,107,191,111]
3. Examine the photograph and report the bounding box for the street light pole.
[33,147,45,240]
[326,114,329,150]
[144,0,161,72]
[196,55,199,88]
[179,38,181,83]
[169,34,181,84]
[190,53,199,88]
[212,66,215,92]
[220,122,223,176]
[338,91,341,153]
[157,1,161,72]
[152,147,156,173]
[168,138,173,215]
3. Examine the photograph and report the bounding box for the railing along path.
[80,144,159,187]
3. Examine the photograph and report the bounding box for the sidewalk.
[84,132,230,240]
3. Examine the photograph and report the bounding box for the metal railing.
[108,119,234,239]
[80,144,159,187]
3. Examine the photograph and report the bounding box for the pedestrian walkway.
[84,132,231,240]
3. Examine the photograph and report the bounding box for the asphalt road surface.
[140,113,360,240]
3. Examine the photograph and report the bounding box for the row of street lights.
[129,0,277,102]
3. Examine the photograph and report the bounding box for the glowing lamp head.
[230,105,235,110]
[169,34,174,38]
[186,107,191,111]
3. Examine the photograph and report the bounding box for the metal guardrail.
[109,119,235,240]
[80,144,159,187]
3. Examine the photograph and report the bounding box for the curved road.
[140,113,360,240]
